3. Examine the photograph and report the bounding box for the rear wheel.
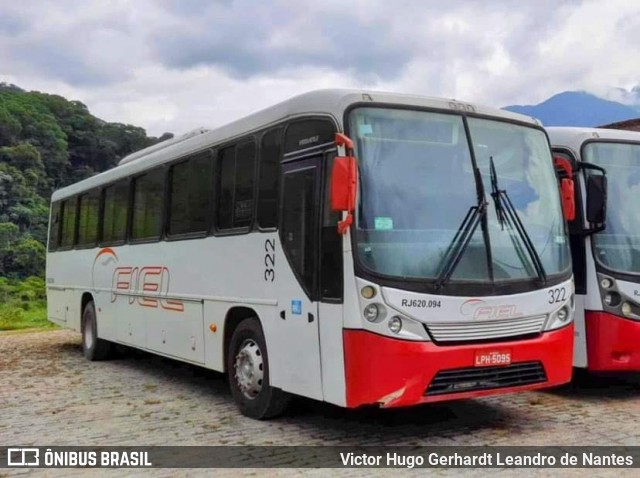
[82,301,112,361]
[227,318,290,419]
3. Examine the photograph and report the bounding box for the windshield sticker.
[358,124,373,136]
[375,217,393,230]
[291,300,302,315]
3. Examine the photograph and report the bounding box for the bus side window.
[257,128,282,229]
[168,151,214,236]
[217,141,257,231]
[102,180,129,244]
[234,142,256,229]
[77,190,100,247]
[131,168,165,241]
[60,197,78,249]
[48,202,61,252]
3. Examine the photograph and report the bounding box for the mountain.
[0,82,173,279]
[504,91,640,127]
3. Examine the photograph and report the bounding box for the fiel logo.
[91,248,184,313]
[7,448,39,467]
[460,298,523,320]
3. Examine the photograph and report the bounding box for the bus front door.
[275,156,323,401]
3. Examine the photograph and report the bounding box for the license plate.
[474,349,512,367]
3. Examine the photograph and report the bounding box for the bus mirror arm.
[553,156,576,222]
[332,134,358,235]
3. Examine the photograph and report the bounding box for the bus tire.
[82,301,112,361]
[227,318,290,419]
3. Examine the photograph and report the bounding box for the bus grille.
[426,315,546,342]
[425,361,547,396]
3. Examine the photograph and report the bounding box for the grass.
[0,277,57,332]
[0,305,57,331]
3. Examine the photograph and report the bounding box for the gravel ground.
[2,329,640,477]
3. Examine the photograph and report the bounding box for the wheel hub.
[234,339,264,399]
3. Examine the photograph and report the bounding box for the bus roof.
[546,126,640,155]
[52,88,541,201]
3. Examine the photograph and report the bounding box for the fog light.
[557,307,569,322]
[388,316,403,334]
[364,304,379,322]
[604,292,621,307]
[600,278,613,289]
[361,286,376,299]
[622,302,632,317]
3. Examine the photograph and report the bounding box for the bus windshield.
[349,107,570,285]
[584,141,640,275]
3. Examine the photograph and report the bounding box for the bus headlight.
[388,316,403,334]
[545,304,573,331]
[364,304,380,322]
[600,278,613,289]
[361,286,376,299]
[619,301,640,321]
[556,306,569,323]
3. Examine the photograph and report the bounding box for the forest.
[0,82,172,329]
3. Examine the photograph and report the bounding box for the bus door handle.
[308,313,314,323]
[280,310,285,320]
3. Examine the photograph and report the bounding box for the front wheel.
[82,301,112,361]
[227,318,290,419]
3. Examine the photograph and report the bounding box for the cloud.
[0,10,28,36]
[149,0,412,80]
[0,0,638,136]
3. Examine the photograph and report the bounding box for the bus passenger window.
[60,197,77,248]
[234,142,256,228]
[131,169,165,241]
[102,180,129,244]
[169,152,213,236]
[77,190,100,247]
[217,141,257,230]
[48,202,61,251]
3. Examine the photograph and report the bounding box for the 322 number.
[264,239,276,282]
[548,287,567,304]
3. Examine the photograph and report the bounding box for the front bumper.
[343,324,573,408]
[585,311,640,371]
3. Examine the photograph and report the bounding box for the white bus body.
[47,90,574,418]
[548,127,640,371]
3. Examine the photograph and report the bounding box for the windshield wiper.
[434,169,487,290]
[489,157,547,283]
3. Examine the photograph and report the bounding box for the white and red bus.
[47,90,574,419]
[548,127,640,372]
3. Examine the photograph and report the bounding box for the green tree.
[0,82,171,280]
[12,238,46,278]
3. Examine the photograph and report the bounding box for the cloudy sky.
[1,0,639,136]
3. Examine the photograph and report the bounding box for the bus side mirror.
[331,155,358,234]
[553,156,576,221]
[586,174,607,225]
